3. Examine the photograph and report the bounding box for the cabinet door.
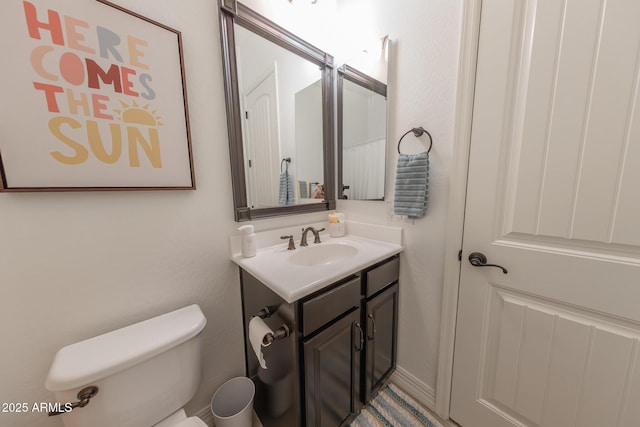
[364,282,398,402]
[303,309,362,427]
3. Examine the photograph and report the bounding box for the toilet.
[45,304,208,427]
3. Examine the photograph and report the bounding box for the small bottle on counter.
[328,213,345,237]
[238,225,257,257]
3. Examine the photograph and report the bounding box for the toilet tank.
[45,305,207,427]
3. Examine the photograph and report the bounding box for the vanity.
[220,0,399,423]
[232,227,402,426]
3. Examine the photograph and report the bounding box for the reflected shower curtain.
[342,138,385,200]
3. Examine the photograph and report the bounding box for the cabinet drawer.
[302,276,361,336]
[365,256,399,298]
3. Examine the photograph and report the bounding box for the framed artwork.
[0,0,195,191]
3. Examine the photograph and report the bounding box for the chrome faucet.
[300,227,325,246]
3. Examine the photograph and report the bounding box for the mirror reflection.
[234,24,325,209]
[219,2,335,222]
[338,65,387,200]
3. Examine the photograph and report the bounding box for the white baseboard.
[391,365,437,411]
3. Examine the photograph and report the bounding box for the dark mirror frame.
[337,64,388,201]
[219,0,336,221]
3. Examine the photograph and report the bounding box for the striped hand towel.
[393,152,429,219]
[279,171,295,206]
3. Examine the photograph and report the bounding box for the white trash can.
[211,377,255,427]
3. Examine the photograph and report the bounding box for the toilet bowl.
[45,305,208,427]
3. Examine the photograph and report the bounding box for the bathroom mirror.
[219,1,335,221]
[337,65,387,200]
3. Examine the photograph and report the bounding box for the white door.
[244,68,281,208]
[451,1,640,426]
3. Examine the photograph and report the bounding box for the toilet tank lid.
[45,304,207,392]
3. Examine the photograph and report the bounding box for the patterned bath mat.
[350,383,443,427]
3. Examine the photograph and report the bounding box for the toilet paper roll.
[249,317,273,369]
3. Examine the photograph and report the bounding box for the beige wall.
[0,1,329,426]
[0,1,462,426]
[335,0,463,393]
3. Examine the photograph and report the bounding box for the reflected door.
[244,68,281,208]
[451,1,640,426]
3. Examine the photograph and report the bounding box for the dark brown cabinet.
[239,255,399,427]
[301,275,362,427]
[363,282,398,402]
[303,308,362,427]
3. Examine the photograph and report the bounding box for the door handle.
[468,252,508,274]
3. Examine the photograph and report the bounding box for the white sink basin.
[289,243,358,266]
[232,233,403,303]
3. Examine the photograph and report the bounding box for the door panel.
[304,309,360,427]
[451,0,640,426]
[506,0,640,244]
[478,287,640,426]
[244,68,281,208]
[364,283,398,402]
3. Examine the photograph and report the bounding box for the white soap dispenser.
[238,225,257,258]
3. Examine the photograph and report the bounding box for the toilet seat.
[176,417,207,427]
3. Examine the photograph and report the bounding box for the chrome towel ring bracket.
[397,127,433,154]
[280,157,291,172]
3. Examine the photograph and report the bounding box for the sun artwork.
[48,99,165,169]
[22,1,176,171]
[114,100,163,127]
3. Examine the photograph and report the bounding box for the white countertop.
[230,222,403,303]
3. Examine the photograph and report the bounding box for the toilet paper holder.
[254,305,277,319]
[254,306,291,345]
[263,324,291,345]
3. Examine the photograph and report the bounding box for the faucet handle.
[314,228,326,244]
[280,235,296,250]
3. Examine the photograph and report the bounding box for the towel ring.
[280,157,291,172]
[397,127,433,154]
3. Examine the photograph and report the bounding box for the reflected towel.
[279,171,295,206]
[393,152,429,219]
